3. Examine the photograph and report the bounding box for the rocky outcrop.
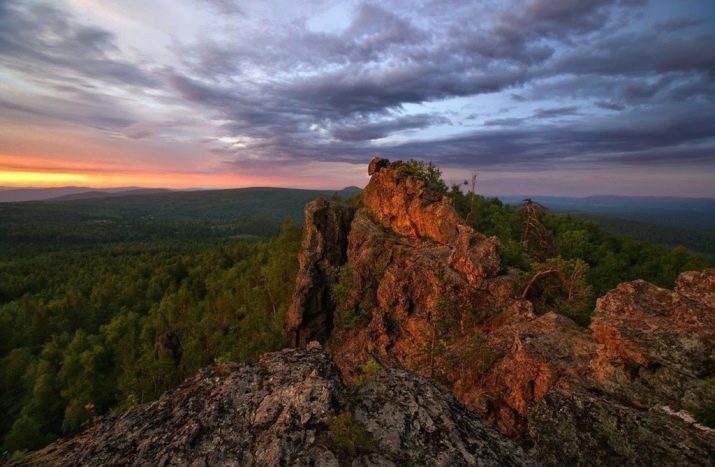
[459,312,597,437]
[286,159,541,435]
[285,159,517,395]
[522,270,715,465]
[362,158,502,284]
[363,158,463,244]
[592,273,715,380]
[285,157,715,466]
[18,348,535,467]
[285,198,355,347]
[529,388,715,466]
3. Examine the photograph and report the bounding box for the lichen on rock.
[18,349,536,467]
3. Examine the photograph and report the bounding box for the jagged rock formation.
[17,348,535,467]
[286,198,355,347]
[286,157,715,466]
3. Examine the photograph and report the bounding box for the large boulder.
[457,312,596,437]
[588,270,715,430]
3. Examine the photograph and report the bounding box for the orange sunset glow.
[0,167,326,189]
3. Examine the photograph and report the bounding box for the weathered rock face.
[362,158,502,284]
[587,271,715,429]
[287,159,550,436]
[285,198,355,347]
[524,270,715,465]
[285,157,715,466]
[19,348,536,467]
[529,388,715,467]
[459,312,597,437]
[363,158,463,244]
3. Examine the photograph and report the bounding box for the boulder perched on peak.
[18,349,536,466]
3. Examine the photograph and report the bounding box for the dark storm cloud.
[166,0,713,171]
[377,107,715,169]
[2,0,714,174]
[658,16,707,32]
[595,101,626,111]
[552,32,715,77]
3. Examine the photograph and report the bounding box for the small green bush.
[328,410,375,456]
[397,160,448,194]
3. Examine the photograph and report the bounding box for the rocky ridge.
[285,157,715,465]
[17,348,535,467]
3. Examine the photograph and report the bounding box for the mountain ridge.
[286,157,715,465]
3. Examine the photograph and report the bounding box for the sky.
[0,0,714,196]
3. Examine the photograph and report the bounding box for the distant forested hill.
[0,187,356,256]
[568,213,715,259]
[497,195,715,258]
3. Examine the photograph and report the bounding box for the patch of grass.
[331,258,390,330]
[328,410,375,456]
[330,264,366,329]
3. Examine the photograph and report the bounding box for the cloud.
[533,106,579,118]
[200,0,244,15]
[331,113,449,141]
[483,118,526,127]
[551,31,715,77]
[0,1,159,88]
[659,16,706,32]
[405,105,715,168]
[595,100,626,111]
[1,0,714,188]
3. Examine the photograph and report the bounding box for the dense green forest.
[496,195,715,258]
[0,221,301,454]
[446,184,711,324]
[0,178,711,455]
[567,213,715,259]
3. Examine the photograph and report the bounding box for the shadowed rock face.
[285,198,355,347]
[285,157,715,465]
[529,388,715,467]
[18,348,536,467]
